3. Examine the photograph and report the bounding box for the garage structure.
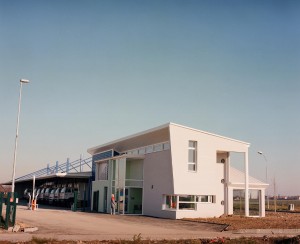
[6,157,93,208]
[88,123,268,219]
[14,172,91,201]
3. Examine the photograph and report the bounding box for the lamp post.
[11,79,30,195]
[257,151,269,209]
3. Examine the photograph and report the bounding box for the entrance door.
[93,191,99,212]
[103,187,108,213]
[127,188,143,214]
[118,188,125,214]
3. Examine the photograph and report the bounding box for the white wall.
[143,149,176,219]
[126,159,143,180]
[169,124,249,218]
[92,180,109,212]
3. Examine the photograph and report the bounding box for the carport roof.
[13,172,92,184]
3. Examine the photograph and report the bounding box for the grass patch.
[30,237,58,244]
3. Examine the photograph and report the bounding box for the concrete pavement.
[0,205,300,242]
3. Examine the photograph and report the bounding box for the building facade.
[88,123,267,219]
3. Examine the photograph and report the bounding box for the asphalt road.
[0,205,227,242]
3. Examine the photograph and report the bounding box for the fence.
[0,192,17,229]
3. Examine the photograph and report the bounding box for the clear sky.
[0,0,299,195]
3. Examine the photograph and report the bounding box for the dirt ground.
[186,212,300,230]
[1,207,300,243]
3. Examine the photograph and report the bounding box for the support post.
[244,151,249,217]
[0,193,3,227]
[32,175,35,200]
[225,152,231,215]
[66,158,70,173]
[260,189,266,217]
[80,154,82,172]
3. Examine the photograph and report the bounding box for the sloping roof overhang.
[88,123,171,155]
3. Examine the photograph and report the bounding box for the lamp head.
[20,79,30,84]
[257,151,263,155]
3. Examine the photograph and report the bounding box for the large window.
[188,141,197,171]
[98,161,108,180]
[163,194,215,211]
[178,195,196,210]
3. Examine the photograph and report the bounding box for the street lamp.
[11,79,30,195]
[257,151,269,209]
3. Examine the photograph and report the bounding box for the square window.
[146,145,153,154]
[138,148,145,155]
[189,141,196,148]
[188,163,196,171]
[163,142,170,150]
[154,144,163,152]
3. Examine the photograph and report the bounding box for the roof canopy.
[88,122,249,155]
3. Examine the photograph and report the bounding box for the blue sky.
[0,0,299,195]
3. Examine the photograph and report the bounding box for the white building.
[88,123,267,219]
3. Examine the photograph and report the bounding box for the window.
[197,195,214,203]
[146,145,153,154]
[98,161,108,180]
[124,141,170,155]
[138,148,145,155]
[179,195,196,210]
[153,143,163,152]
[188,141,197,171]
[165,195,177,209]
[163,194,215,211]
[179,195,195,202]
[179,203,196,210]
[163,142,170,150]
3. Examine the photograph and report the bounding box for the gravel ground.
[185,212,300,230]
[1,207,300,243]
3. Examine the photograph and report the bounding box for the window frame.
[97,161,109,180]
[188,140,197,172]
[163,194,215,211]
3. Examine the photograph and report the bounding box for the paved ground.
[0,205,300,242]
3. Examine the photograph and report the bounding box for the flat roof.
[4,172,92,185]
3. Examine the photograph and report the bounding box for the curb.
[233,229,300,235]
